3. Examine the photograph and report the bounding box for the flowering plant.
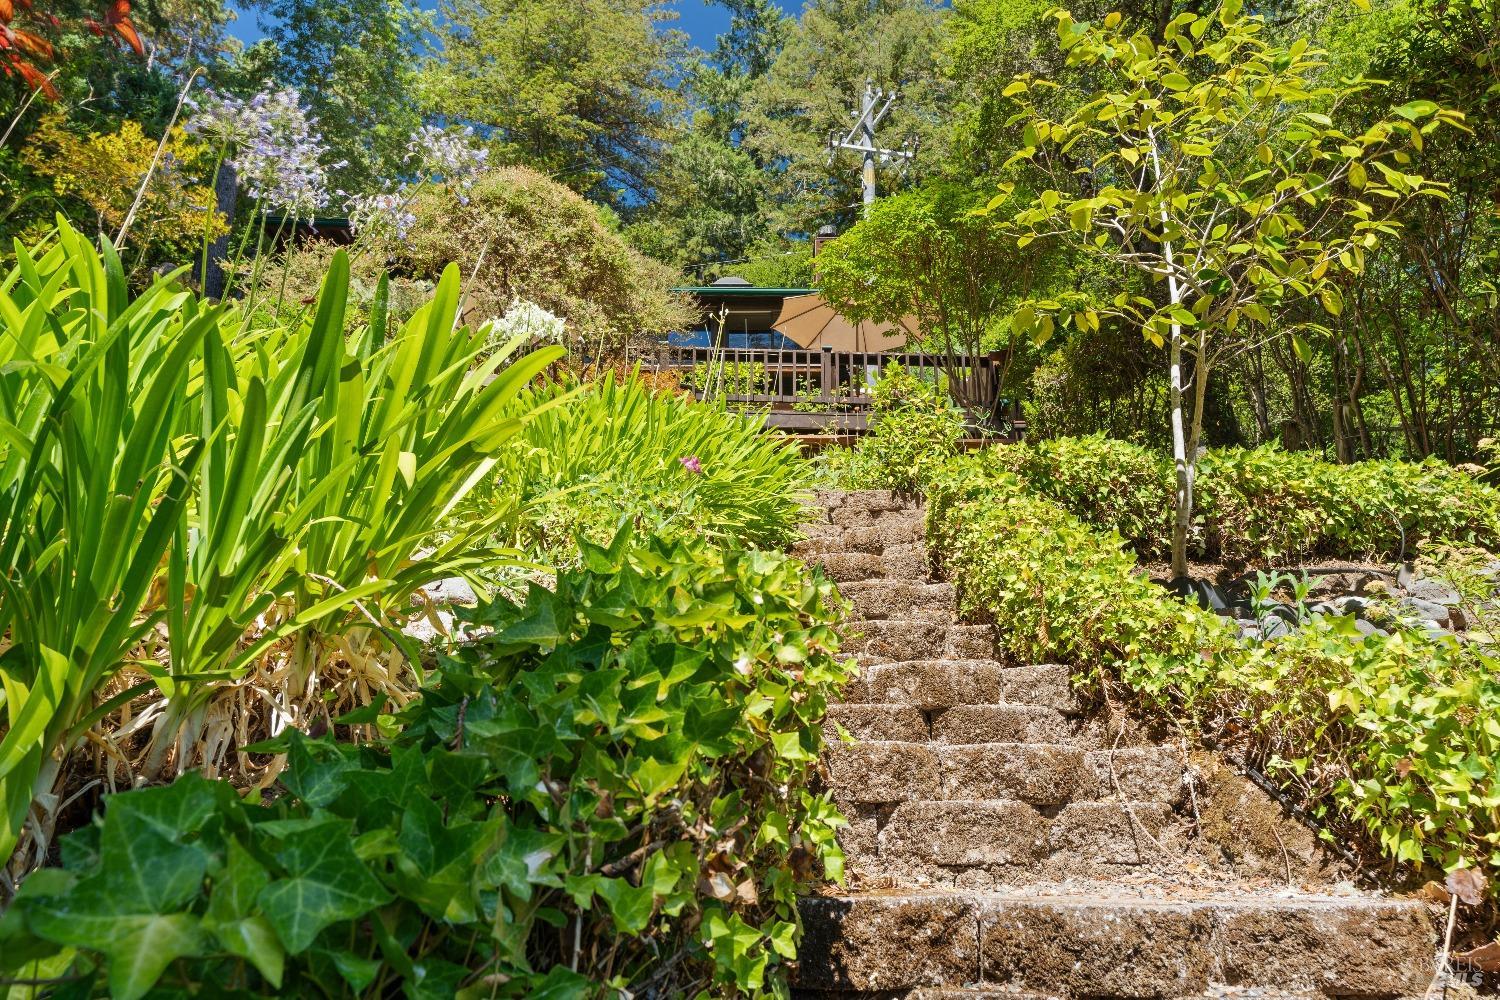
[346,125,489,240]
[186,85,338,216]
[482,297,565,346]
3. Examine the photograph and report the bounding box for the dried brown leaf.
[1453,942,1500,973]
[1447,867,1488,907]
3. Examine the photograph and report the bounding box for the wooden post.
[820,347,835,405]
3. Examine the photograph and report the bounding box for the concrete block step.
[931,704,1074,745]
[817,545,929,583]
[840,621,952,664]
[839,624,994,665]
[812,490,919,521]
[795,512,924,556]
[828,701,1077,747]
[823,741,1185,807]
[824,742,1079,806]
[850,660,1080,714]
[826,704,930,742]
[837,801,1178,886]
[795,891,1433,997]
[837,580,956,621]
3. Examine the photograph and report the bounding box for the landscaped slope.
[792,490,1435,998]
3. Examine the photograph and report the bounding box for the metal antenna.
[827,80,918,217]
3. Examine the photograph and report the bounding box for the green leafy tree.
[997,1,1459,575]
[626,1,789,269]
[422,0,690,207]
[817,181,1049,413]
[235,0,430,195]
[742,0,949,235]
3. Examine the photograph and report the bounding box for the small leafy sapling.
[992,1,1464,576]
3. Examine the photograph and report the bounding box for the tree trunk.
[1169,325,1192,578]
[1148,136,1194,579]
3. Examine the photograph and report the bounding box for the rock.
[1405,578,1462,606]
[1400,596,1450,623]
[1236,619,1262,640]
[1264,602,1299,623]
[416,576,479,607]
[1353,619,1387,638]
[1419,620,1450,642]
[1330,595,1371,616]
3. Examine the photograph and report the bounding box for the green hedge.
[980,435,1500,563]
[925,455,1500,897]
[0,529,853,998]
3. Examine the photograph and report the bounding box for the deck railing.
[637,345,1020,434]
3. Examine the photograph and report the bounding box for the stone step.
[931,703,1074,744]
[848,660,1080,714]
[823,741,1185,807]
[827,702,1076,745]
[795,891,1433,997]
[837,579,955,621]
[841,622,994,663]
[817,546,929,583]
[812,489,918,520]
[874,800,1174,868]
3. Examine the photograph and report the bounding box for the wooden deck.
[639,345,1020,435]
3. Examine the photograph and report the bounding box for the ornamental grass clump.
[0,528,853,998]
[475,371,812,561]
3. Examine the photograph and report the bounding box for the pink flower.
[679,456,702,474]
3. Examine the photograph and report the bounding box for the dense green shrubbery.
[824,365,967,494]
[0,529,853,998]
[987,435,1173,557]
[976,435,1500,563]
[474,373,810,561]
[925,453,1500,900]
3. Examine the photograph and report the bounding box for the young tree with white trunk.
[994,0,1461,577]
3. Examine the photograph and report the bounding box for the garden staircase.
[792,490,1436,1000]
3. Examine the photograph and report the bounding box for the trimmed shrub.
[987,434,1173,558]
[398,166,697,354]
[972,437,1500,564]
[854,365,968,493]
[925,452,1500,902]
[0,529,853,997]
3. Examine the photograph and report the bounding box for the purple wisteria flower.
[187,84,337,216]
[679,456,702,474]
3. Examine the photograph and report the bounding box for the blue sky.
[227,2,793,55]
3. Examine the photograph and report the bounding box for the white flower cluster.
[484,299,566,346]
[345,191,417,243]
[406,124,489,206]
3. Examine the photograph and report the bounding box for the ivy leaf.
[25,908,206,1000]
[279,731,358,808]
[205,838,284,988]
[394,796,494,922]
[258,818,394,954]
[595,875,656,933]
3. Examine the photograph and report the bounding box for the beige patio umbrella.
[771,293,918,352]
